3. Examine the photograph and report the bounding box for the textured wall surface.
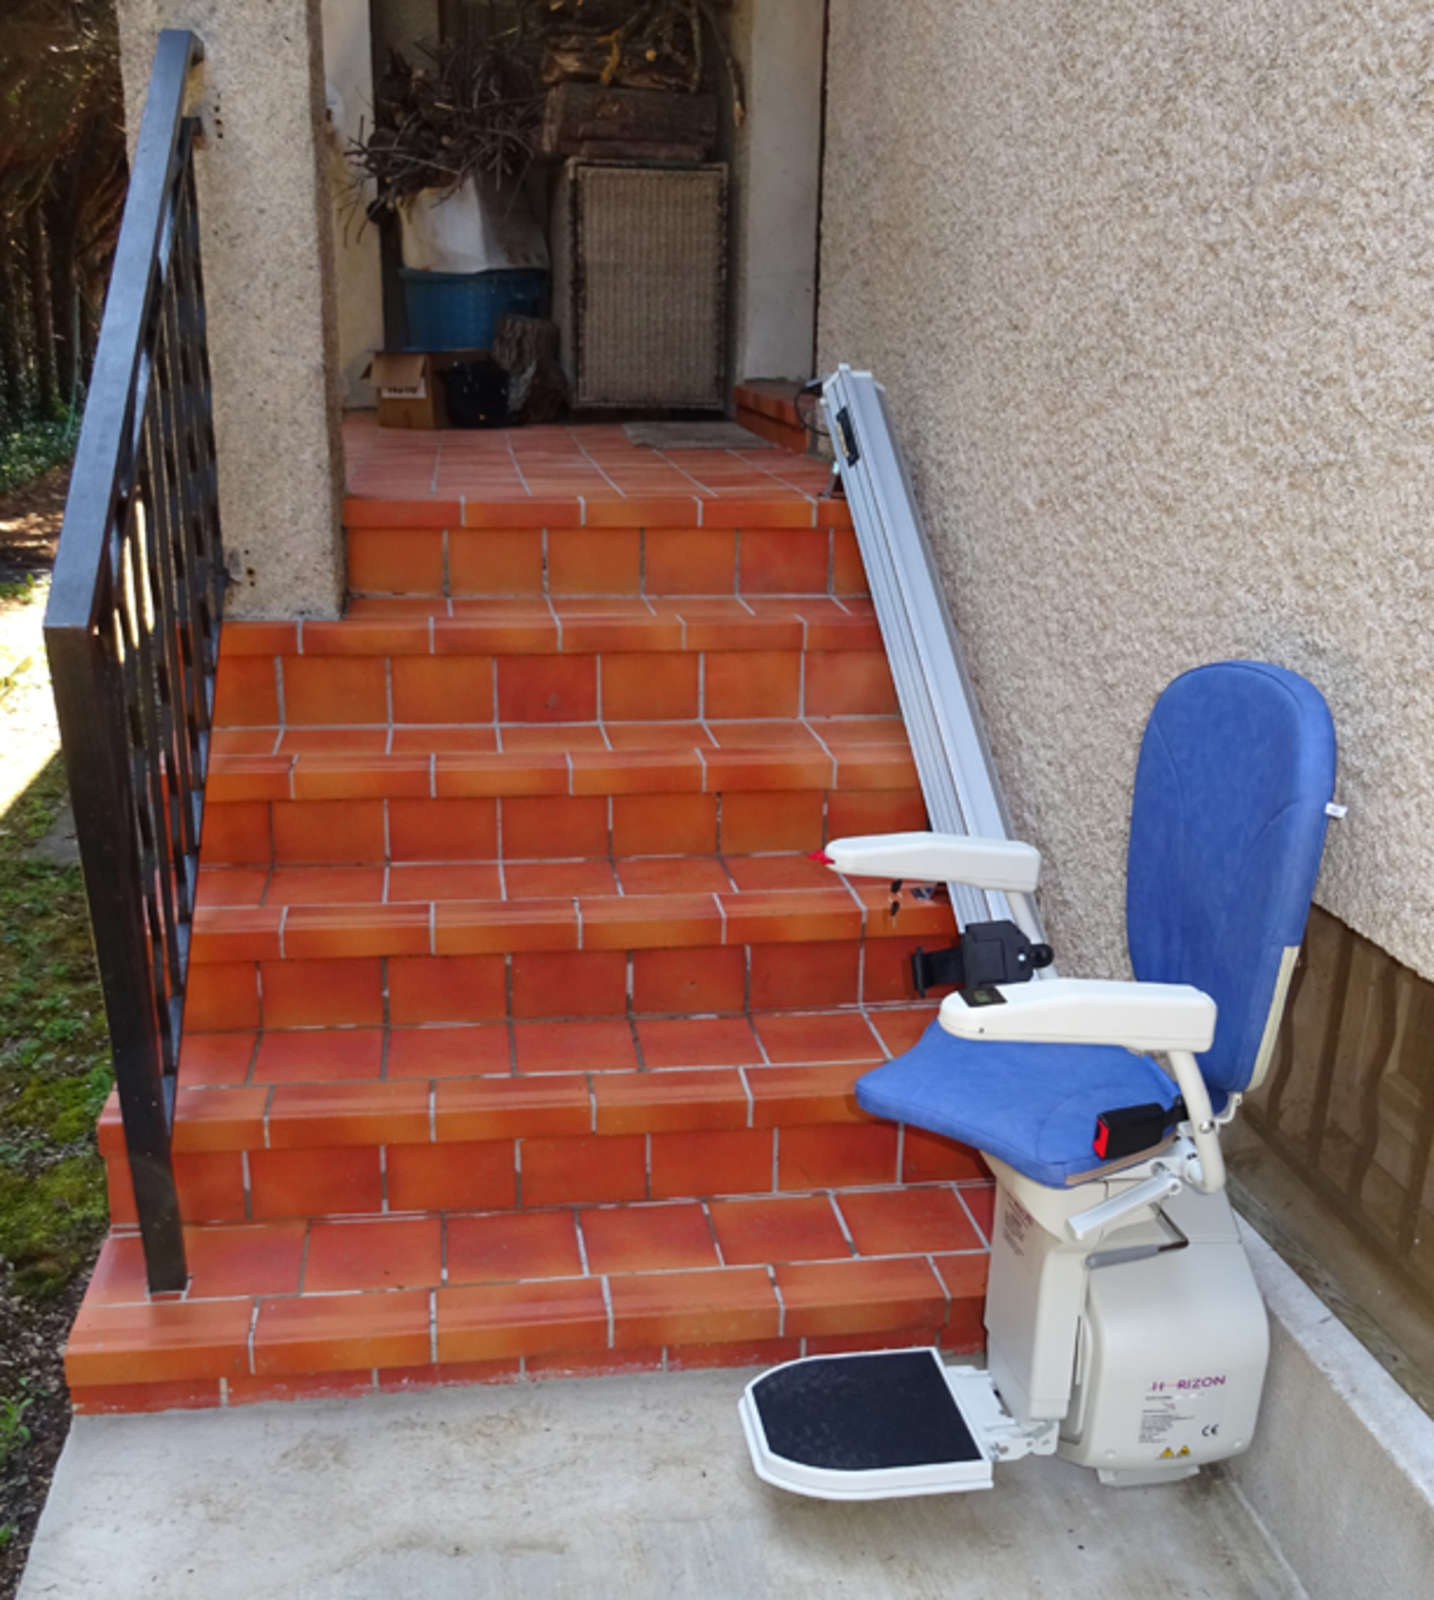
[729,0,825,381]
[819,0,1434,979]
[118,0,346,619]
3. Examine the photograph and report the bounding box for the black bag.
[441,357,510,428]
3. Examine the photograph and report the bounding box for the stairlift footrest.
[740,1349,995,1500]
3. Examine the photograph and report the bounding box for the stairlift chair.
[741,661,1339,1497]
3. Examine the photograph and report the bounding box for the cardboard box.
[364,350,490,429]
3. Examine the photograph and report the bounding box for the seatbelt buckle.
[1093,1102,1172,1161]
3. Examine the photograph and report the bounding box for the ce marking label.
[1201,1424,1220,1438]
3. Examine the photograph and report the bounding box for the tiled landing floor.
[343,412,836,508]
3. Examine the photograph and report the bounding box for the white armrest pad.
[820,832,1042,893]
[938,978,1216,1054]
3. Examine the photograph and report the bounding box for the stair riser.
[103,1124,988,1225]
[733,405,808,455]
[214,648,899,728]
[195,789,926,870]
[344,523,866,598]
[183,935,946,1022]
[182,930,949,1038]
[69,1315,982,1417]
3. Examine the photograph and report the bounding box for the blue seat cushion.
[856,1020,1183,1188]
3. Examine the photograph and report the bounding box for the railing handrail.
[47,28,203,637]
[44,28,218,1294]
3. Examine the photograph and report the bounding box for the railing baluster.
[155,237,205,861]
[44,30,213,1293]
[143,365,199,909]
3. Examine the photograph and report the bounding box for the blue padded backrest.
[1126,661,1336,1097]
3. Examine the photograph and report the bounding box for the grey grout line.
[803,719,841,788]
[702,1200,726,1267]
[827,1191,857,1256]
[859,1008,890,1057]
[245,1301,261,1377]
[769,1264,785,1337]
[573,1210,590,1275]
[952,1184,991,1251]
[505,433,529,496]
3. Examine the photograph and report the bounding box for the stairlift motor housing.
[981,1152,1267,1485]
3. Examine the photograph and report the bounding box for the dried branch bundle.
[347,2,745,219]
[348,37,544,217]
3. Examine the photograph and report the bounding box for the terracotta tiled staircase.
[70,438,991,1413]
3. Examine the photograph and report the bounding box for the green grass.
[0,756,111,1299]
[0,415,78,497]
[0,574,42,605]
[0,1387,33,1473]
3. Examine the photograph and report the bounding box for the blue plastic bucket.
[400,267,549,352]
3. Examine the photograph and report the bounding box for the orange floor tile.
[69,423,995,1414]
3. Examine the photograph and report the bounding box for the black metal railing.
[44,30,219,1293]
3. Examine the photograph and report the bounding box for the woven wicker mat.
[622,421,772,449]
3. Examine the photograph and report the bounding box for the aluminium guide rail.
[821,365,1051,962]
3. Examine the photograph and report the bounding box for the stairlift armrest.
[937,978,1217,1054]
[819,832,1042,893]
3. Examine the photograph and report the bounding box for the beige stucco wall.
[818,0,1434,981]
[117,0,346,619]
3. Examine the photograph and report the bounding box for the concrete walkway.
[20,1368,1302,1599]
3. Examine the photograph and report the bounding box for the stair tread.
[101,1005,941,1127]
[196,850,929,904]
[207,720,919,803]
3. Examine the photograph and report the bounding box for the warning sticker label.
[1001,1195,1033,1256]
